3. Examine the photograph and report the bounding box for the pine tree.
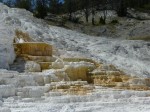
[49,0,63,14]
[117,0,127,17]
[15,0,31,11]
[35,0,48,18]
[64,0,78,20]
[80,0,90,23]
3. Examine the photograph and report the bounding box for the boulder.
[25,61,41,72]
[33,74,44,86]
[64,62,95,81]
[51,59,64,69]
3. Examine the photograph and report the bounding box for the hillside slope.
[0,3,150,77]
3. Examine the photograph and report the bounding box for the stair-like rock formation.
[11,40,150,91]
[14,42,52,56]
[8,30,150,97]
[90,64,150,91]
[12,42,54,72]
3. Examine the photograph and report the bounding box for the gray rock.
[25,61,41,72]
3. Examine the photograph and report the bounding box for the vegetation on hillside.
[1,0,150,23]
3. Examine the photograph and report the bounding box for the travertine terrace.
[0,3,150,112]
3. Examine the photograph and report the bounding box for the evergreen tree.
[117,0,127,17]
[15,0,31,10]
[64,0,78,20]
[49,0,63,14]
[80,0,90,23]
[35,0,48,18]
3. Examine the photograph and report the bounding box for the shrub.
[143,4,150,10]
[70,17,80,23]
[59,16,67,26]
[110,19,119,24]
[99,17,106,25]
